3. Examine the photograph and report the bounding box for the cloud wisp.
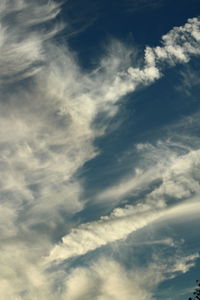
[48,198,200,262]
[57,252,199,300]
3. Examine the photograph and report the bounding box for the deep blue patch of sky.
[62,0,200,69]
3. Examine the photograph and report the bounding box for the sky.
[0,0,200,299]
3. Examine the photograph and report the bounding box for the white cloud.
[63,259,154,300]
[170,253,199,274]
[62,252,199,300]
[146,149,200,203]
[95,143,200,206]
[153,17,200,64]
[48,199,200,262]
[0,0,63,82]
[0,0,200,299]
[95,166,163,203]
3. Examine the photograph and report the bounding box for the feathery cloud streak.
[48,199,200,261]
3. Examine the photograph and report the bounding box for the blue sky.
[1,0,200,299]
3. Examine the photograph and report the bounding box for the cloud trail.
[48,199,200,262]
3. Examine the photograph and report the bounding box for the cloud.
[95,142,200,206]
[61,252,199,300]
[63,258,155,300]
[61,0,100,38]
[145,17,200,66]
[48,199,200,262]
[170,253,200,274]
[0,0,63,82]
[1,2,199,234]
[1,0,200,299]
[176,64,200,97]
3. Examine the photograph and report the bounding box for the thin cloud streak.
[48,199,200,262]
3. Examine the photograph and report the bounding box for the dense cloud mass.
[0,1,200,299]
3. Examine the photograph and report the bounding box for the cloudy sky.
[1,0,200,299]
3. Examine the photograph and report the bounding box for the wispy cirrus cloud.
[48,198,200,262]
[58,252,199,300]
[0,0,63,82]
[1,0,200,298]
